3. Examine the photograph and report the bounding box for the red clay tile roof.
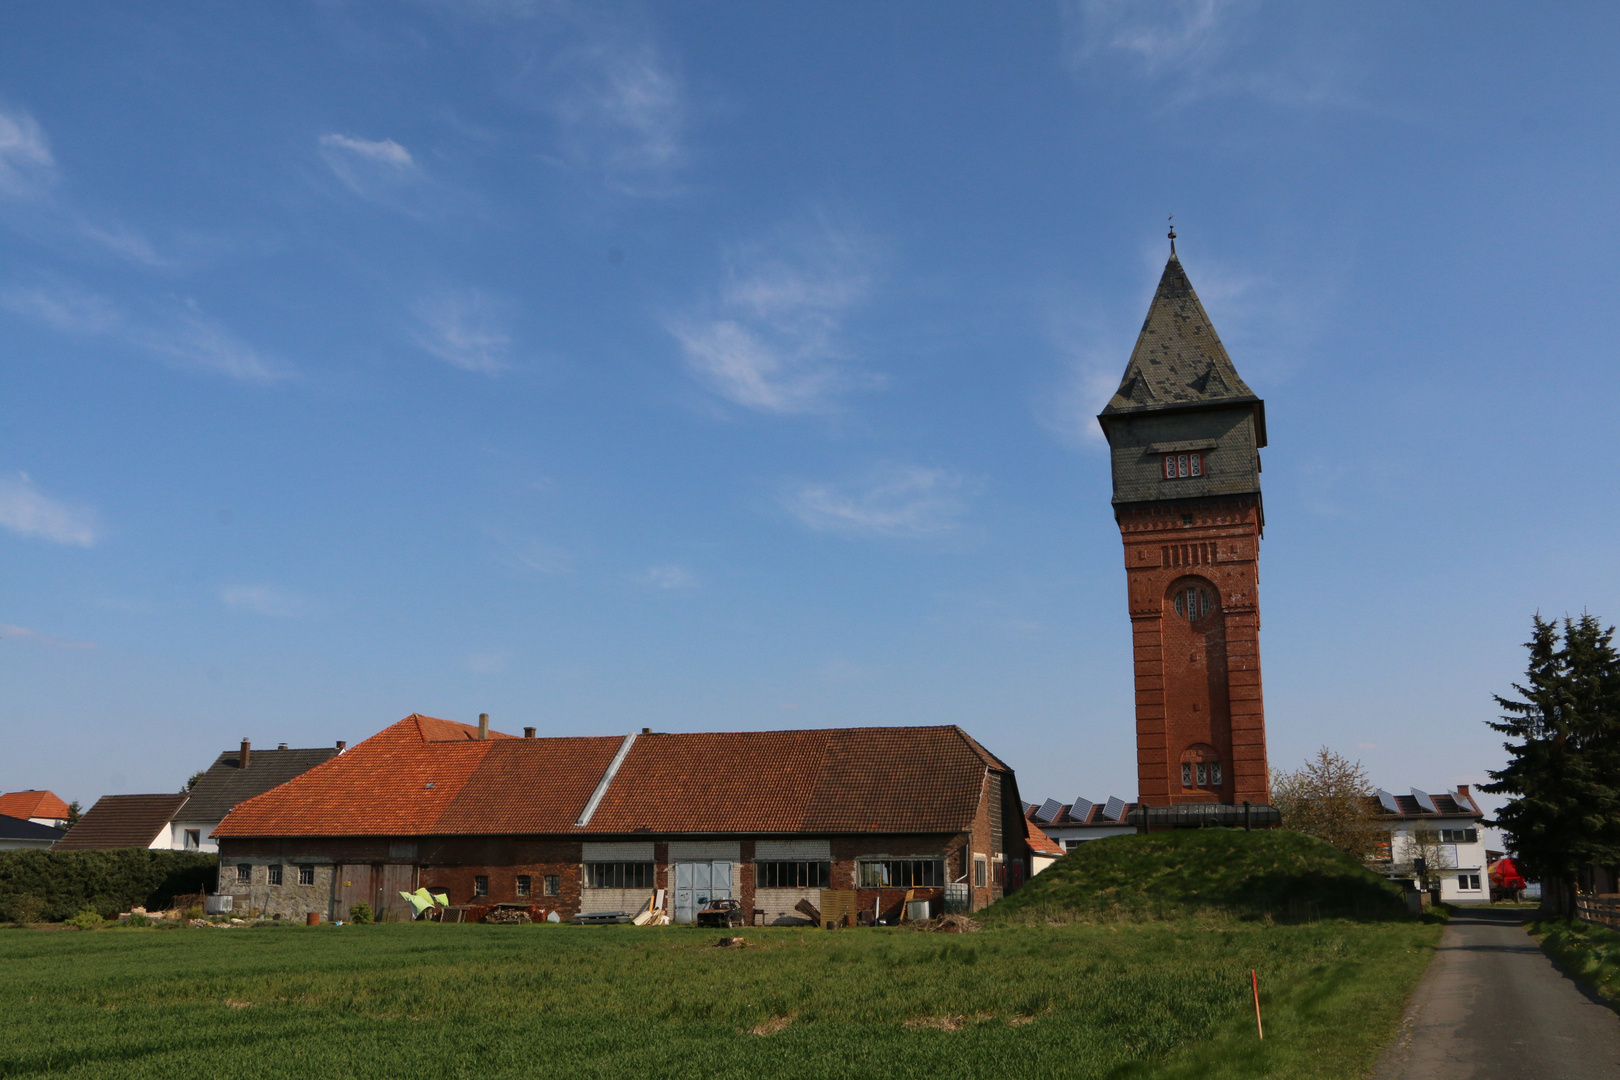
[53,794,188,849]
[1026,818,1064,857]
[214,716,1007,838]
[0,790,71,820]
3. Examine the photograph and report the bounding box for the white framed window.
[1163,452,1204,479]
[1182,763,1193,786]
[973,857,987,888]
[1458,874,1481,891]
[267,864,283,886]
[183,829,200,850]
[298,865,315,886]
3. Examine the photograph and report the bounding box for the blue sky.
[3,2,1617,826]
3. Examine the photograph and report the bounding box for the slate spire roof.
[1099,252,1261,421]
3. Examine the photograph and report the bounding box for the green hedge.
[0,850,218,923]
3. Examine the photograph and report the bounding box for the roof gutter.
[574,731,637,828]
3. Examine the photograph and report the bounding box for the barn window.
[236,864,251,885]
[584,863,655,889]
[267,864,283,886]
[1163,452,1204,479]
[298,865,315,886]
[544,874,560,896]
[515,875,531,898]
[755,861,831,889]
[473,876,489,896]
[860,859,945,888]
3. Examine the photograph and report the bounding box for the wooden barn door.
[375,864,417,922]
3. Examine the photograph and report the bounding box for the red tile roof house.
[0,790,73,828]
[212,714,1030,924]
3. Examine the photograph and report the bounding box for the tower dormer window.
[1163,452,1204,479]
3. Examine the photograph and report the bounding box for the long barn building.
[211,714,1029,924]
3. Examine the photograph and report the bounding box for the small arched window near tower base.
[1173,585,1211,622]
[1180,745,1223,790]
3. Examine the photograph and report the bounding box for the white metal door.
[672,861,732,924]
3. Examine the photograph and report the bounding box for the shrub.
[182,906,204,922]
[0,850,217,922]
[66,910,104,931]
[125,911,150,928]
[348,903,373,925]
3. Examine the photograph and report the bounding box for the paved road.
[1373,907,1620,1080]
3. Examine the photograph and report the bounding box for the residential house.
[0,814,65,851]
[212,713,1029,924]
[1024,796,1139,851]
[1026,817,1065,876]
[168,740,343,852]
[54,794,190,850]
[0,790,72,828]
[1368,785,1490,905]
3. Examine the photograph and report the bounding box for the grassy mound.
[987,828,1408,924]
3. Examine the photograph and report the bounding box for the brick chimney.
[478,713,489,741]
[336,740,346,751]
[240,739,251,769]
[523,727,536,739]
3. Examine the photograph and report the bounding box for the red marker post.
[1251,969,1264,1040]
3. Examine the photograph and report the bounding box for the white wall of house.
[0,837,59,850]
[168,821,222,853]
[1041,824,1136,849]
[1389,820,1490,905]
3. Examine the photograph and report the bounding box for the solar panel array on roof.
[1035,798,1063,824]
[1022,801,1035,814]
[1070,798,1094,822]
[1102,796,1126,822]
[1411,788,1437,813]
[1376,789,1400,815]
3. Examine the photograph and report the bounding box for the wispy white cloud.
[318,132,429,211]
[1061,0,1355,109]
[1064,0,1231,76]
[219,584,309,618]
[672,220,882,414]
[411,290,514,375]
[0,472,97,547]
[321,133,414,168]
[0,105,55,199]
[553,40,686,197]
[0,104,167,265]
[782,466,976,540]
[636,563,698,590]
[1,279,289,383]
[0,623,95,649]
[490,532,573,577]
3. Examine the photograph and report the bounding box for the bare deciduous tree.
[1271,747,1382,861]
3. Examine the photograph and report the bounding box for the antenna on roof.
[1167,215,1177,256]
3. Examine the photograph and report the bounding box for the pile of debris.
[712,936,750,948]
[913,914,981,933]
[483,908,532,925]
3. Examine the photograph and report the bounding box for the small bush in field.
[124,912,149,927]
[66,910,103,931]
[181,906,203,922]
[348,903,373,925]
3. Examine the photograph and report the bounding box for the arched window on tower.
[1173,583,1212,622]
[1179,744,1223,791]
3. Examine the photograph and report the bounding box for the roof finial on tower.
[1168,215,1177,257]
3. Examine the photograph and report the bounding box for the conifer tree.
[1483,614,1620,913]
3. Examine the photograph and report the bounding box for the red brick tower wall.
[1097,248,1272,811]
[1120,496,1268,806]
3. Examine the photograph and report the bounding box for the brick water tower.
[1097,231,1273,820]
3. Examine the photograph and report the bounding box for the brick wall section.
[219,829,993,922]
[1119,496,1269,806]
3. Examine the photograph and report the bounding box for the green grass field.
[0,833,1441,1079]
